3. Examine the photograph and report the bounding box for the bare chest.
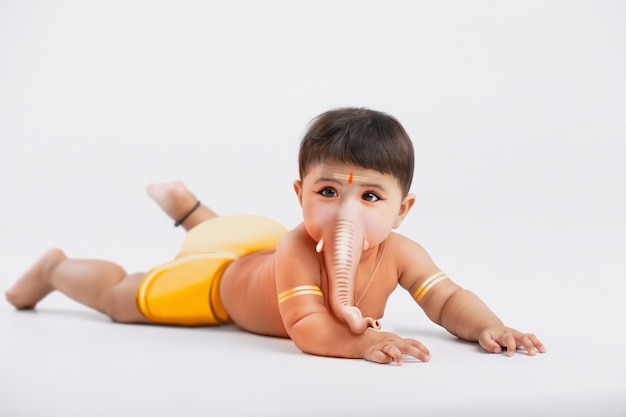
[320,260,399,320]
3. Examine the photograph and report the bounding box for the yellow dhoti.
[136,216,287,326]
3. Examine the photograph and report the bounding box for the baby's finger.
[479,332,503,353]
[502,332,517,357]
[365,346,393,364]
[517,333,546,355]
[517,334,537,356]
[368,349,394,364]
[404,340,431,362]
[529,334,547,353]
[383,344,404,365]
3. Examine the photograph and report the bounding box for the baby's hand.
[478,324,546,356]
[361,329,431,365]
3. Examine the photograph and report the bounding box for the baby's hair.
[298,107,414,195]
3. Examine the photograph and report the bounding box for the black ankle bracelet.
[174,200,201,227]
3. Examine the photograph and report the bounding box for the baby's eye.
[318,188,338,198]
[362,192,380,202]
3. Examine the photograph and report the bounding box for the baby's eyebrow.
[315,177,343,185]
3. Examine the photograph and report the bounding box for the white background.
[1,1,625,416]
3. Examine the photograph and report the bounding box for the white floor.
[2,189,625,416]
[2,1,625,416]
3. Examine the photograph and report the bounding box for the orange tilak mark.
[333,173,369,183]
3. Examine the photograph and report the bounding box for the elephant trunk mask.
[315,216,381,334]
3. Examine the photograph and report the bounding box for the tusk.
[363,240,370,251]
[315,239,324,253]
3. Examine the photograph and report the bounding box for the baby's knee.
[105,297,136,323]
[105,277,147,324]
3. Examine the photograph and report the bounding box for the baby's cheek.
[303,206,336,240]
[363,216,390,243]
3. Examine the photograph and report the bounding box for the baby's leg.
[147,180,218,231]
[5,248,148,324]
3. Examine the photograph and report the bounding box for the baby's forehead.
[304,162,381,176]
[303,162,403,188]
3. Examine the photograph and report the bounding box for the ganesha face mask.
[294,163,408,333]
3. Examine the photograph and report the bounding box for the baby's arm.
[275,227,430,365]
[282,298,430,365]
[397,237,546,356]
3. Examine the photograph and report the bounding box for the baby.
[6,107,545,365]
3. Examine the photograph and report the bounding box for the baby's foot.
[5,248,66,310]
[146,180,199,221]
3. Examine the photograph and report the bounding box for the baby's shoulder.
[274,223,322,278]
[385,232,427,255]
[276,223,316,255]
[385,232,435,269]
[385,232,439,288]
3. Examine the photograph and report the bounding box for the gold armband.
[413,271,449,303]
[278,285,323,304]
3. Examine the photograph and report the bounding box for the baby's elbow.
[425,287,465,326]
[287,313,319,348]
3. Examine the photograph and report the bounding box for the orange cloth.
[136,216,287,326]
